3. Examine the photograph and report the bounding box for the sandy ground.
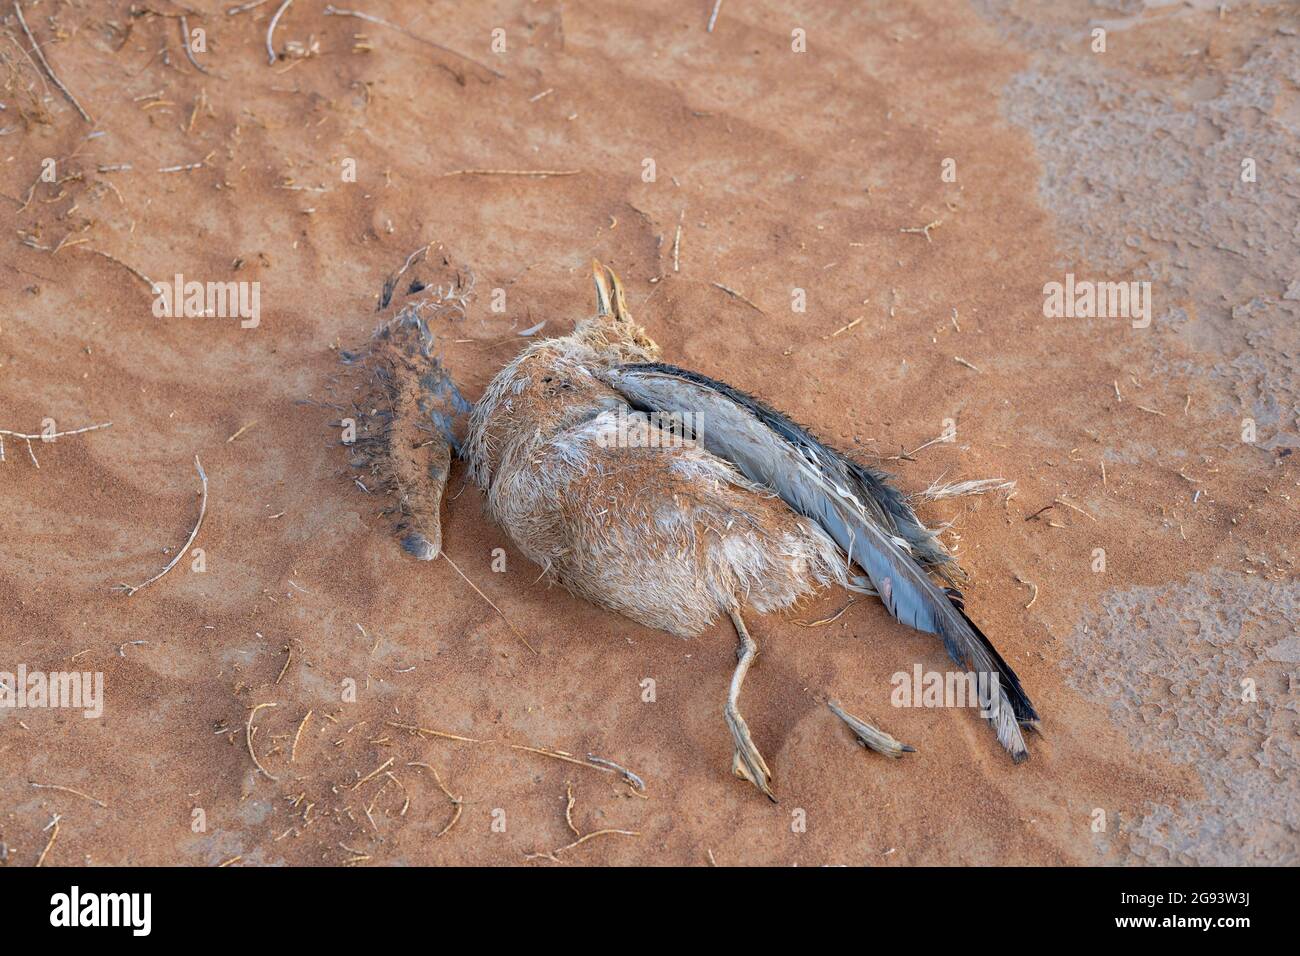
[0,0,1296,866]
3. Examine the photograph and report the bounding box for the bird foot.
[726,707,776,801]
[726,608,777,802]
[828,700,916,758]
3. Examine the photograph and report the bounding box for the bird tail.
[601,362,1039,760]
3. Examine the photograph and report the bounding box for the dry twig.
[12,2,92,123]
[439,168,577,178]
[441,552,537,654]
[266,0,293,64]
[246,702,279,781]
[29,782,106,808]
[114,455,207,596]
[323,5,506,79]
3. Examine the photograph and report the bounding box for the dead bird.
[352,261,1039,800]
[351,261,1040,801]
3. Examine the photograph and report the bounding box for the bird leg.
[725,607,776,802]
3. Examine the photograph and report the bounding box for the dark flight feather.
[602,362,1039,760]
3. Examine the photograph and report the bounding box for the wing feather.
[602,362,1039,760]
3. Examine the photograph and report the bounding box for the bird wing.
[601,362,1039,761]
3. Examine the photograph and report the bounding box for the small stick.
[712,282,765,315]
[1024,503,1054,522]
[884,433,947,462]
[563,783,580,836]
[525,784,639,862]
[509,742,648,791]
[178,16,211,75]
[29,782,107,808]
[266,0,293,65]
[439,168,578,178]
[275,644,293,683]
[436,800,463,838]
[384,719,479,743]
[323,5,506,79]
[114,455,207,596]
[227,0,269,13]
[440,552,537,654]
[246,702,279,781]
[707,0,723,32]
[0,421,112,441]
[828,316,863,338]
[899,219,942,242]
[226,420,258,442]
[12,2,92,124]
[80,248,155,290]
[35,814,60,867]
[583,754,647,792]
[509,743,590,771]
[953,355,981,373]
[1053,496,1096,521]
[525,826,639,862]
[349,757,394,790]
[290,709,312,761]
[828,700,915,758]
[793,600,856,628]
[672,223,682,272]
[1013,573,1038,609]
[406,761,463,837]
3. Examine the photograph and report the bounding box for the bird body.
[463,316,848,637]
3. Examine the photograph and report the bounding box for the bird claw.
[828,700,915,758]
[727,708,776,802]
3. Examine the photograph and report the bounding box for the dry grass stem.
[12,1,92,123]
[29,782,107,808]
[246,702,279,781]
[114,455,207,596]
[440,552,537,654]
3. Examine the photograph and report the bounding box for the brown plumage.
[353,262,1039,801]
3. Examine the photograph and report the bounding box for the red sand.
[1,0,1294,865]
